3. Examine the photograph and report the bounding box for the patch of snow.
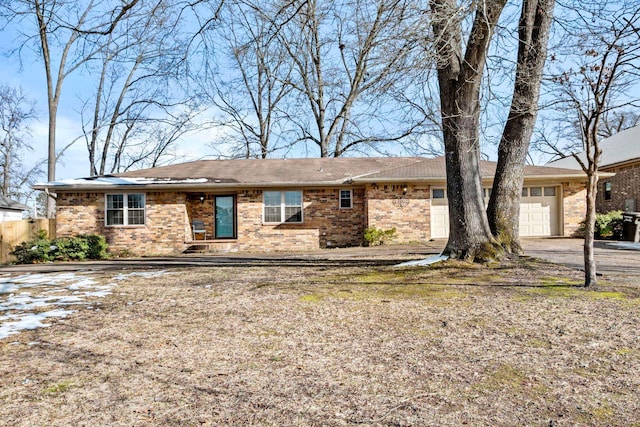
[68,279,99,290]
[0,269,166,340]
[0,309,73,339]
[0,283,17,294]
[396,254,449,267]
[114,270,168,280]
[36,176,209,187]
[606,242,640,251]
[0,272,117,340]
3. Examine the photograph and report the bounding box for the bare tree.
[0,0,141,216]
[0,84,42,200]
[597,109,640,138]
[487,0,555,254]
[277,0,424,157]
[79,0,198,176]
[430,0,507,260]
[547,2,640,286]
[199,0,294,159]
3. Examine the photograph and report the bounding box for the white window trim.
[105,193,146,226]
[262,190,304,224]
[339,189,353,209]
[432,188,447,199]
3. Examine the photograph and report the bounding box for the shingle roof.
[116,157,423,184]
[548,125,640,169]
[0,195,30,211]
[33,156,588,191]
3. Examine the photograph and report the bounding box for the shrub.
[12,230,55,264]
[11,233,109,264]
[575,211,624,240]
[82,234,109,259]
[595,210,624,240]
[364,226,398,246]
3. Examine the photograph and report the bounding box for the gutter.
[32,171,611,192]
[32,179,358,192]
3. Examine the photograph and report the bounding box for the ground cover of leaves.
[1,257,639,426]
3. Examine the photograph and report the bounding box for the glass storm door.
[214,195,236,239]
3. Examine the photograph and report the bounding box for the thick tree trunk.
[583,171,598,287]
[440,84,496,260]
[432,0,506,261]
[487,0,555,254]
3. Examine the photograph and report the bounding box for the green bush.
[575,211,624,240]
[11,233,109,264]
[364,226,398,246]
[597,211,625,240]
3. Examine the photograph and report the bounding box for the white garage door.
[430,186,560,238]
[430,188,449,239]
[519,186,559,236]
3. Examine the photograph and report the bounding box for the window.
[604,182,612,200]
[106,193,145,226]
[263,190,303,223]
[483,188,492,198]
[529,187,542,197]
[544,187,556,197]
[432,188,446,199]
[522,187,529,197]
[340,189,353,208]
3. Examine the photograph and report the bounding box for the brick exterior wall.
[365,184,430,243]
[57,188,368,255]
[55,180,585,255]
[562,182,587,237]
[597,161,640,213]
[56,192,189,255]
[204,187,366,252]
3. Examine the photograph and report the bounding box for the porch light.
[403,186,408,194]
[199,194,205,203]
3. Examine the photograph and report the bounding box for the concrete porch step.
[183,244,210,253]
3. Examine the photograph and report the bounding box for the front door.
[214,195,236,239]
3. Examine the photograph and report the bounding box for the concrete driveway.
[521,237,640,284]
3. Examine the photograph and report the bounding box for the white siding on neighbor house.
[0,209,24,222]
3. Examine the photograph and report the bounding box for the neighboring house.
[34,156,588,255]
[0,195,30,222]
[548,125,640,213]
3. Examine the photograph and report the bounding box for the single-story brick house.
[548,125,640,213]
[34,156,589,255]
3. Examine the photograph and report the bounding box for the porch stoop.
[183,240,239,254]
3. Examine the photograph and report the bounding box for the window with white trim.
[339,189,353,208]
[263,190,303,223]
[106,193,145,226]
[432,188,446,199]
[603,182,612,200]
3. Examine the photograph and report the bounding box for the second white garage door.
[430,186,560,238]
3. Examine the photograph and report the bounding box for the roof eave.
[32,179,356,192]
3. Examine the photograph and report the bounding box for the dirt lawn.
[1,255,639,426]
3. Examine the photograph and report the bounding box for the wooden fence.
[0,219,56,263]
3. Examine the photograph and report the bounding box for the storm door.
[214,195,236,239]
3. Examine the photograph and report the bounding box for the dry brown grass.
[1,257,639,426]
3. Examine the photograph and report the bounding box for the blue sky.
[0,17,219,182]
